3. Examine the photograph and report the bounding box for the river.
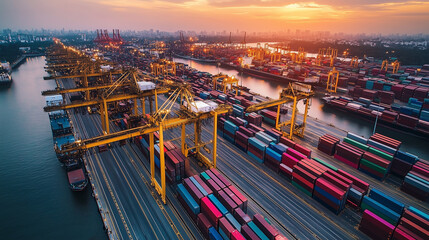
[0,57,106,240]
[174,57,429,160]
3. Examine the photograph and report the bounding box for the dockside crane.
[54,84,231,204]
[246,82,314,139]
[350,56,359,68]
[326,67,339,93]
[212,74,239,95]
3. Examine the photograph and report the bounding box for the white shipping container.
[184,100,211,113]
[137,81,156,91]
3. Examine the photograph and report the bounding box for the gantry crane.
[54,84,231,204]
[381,60,389,72]
[381,59,400,73]
[151,60,176,76]
[270,52,282,62]
[350,56,359,68]
[296,47,306,64]
[44,69,170,135]
[327,67,339,93]
[44,41,121,99]
[392,60,400,74]
[246,82,314,139]
[212,74,239,96]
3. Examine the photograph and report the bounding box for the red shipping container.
[294,143,311,158]
[201,197,222,229]
[197,213,212,238]
[253,214,279,240]
[219,217,235,239]
[280,137,296,148]
[229,185,248,212]
[231,230,246,240]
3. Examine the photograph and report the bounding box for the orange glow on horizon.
[1,0,428,34]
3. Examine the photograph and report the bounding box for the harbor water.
[174,57,429,160]
[0,57,106,240]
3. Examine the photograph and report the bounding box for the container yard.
[22,34,425,240]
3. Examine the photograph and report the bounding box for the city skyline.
[1,0,429,34]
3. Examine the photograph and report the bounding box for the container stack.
[164,148,186,183]
[401,160,429,201]
[177,169,288,240]
[232,104,246,118]
[313,169,352,214]
[292,159,327,197]
[224,120,238,144]
[244,112,263,126]
[336,169,370,208]
[264,144,283,172]
[359,209,395,240]
[235,127,253,152]
[369,133,402,149]
[359,150,392,181]
[361,188,404,226]
[391,150,419,177]
[318,134,340,155]
[334,141,364,169]
[247,137,268,163]
[393,207,429,239]
[260,109,277,126]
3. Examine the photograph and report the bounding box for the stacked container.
[292,159,327,197]
[247,137,268,163]
[391,150,419,177]
[361,188,404,226]
[260,109,277,126]
[336,169,370,207]
[318,134,340,155]
[177,169,289,240]
[313,169,352,214]
[334,141,364,169]
[359,209,395,239]
[244,112,263,126]
[224,120,238,144]
[401,160,429,201]
[393,207,429,239]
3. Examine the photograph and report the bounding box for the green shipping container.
[360,159,388,175]
[368,147,393,161]
[344,137,369,151]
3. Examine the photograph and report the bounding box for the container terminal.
[41,35,429,240]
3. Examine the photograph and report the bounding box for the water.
[0,57,106,240]
[174,57,429,160]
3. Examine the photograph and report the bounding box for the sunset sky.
[1,0,429,34]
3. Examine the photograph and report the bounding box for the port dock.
[44,40,428,240]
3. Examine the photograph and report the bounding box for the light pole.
[373,110,379,135]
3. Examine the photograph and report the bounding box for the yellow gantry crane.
[246,82,314,139]
[44,41,122,99]
[392,60,400,74]
[212,74,239,96]
[381,60,389,72]
[151,60,176,76]
[44,70,170,134]
[381,59,400,73]
[55,84,231,204]
[350,56,359,68]
[270,52,282,63]
[327,67,340,93]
